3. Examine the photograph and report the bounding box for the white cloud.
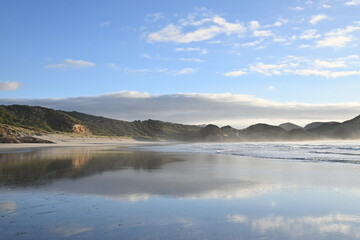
[316,35,353,47]
[124,68,149,74]
[268,85,275,91]
[175,68,196,75]
[100,21,111,27]
[0,81,21,91]
[309,14,329,25]
[140,53,152,59]
[253,30,273,37]
[2,91,360,128]
[179,57,204,63]
[267,18,289,28]
[248,21,260,31]
[305,1,314,4]
[227,55,360,78]
[175,47,208,54]
[289,6,304,11]
[315,25,360,48]
[345,0,360,6]
[272,21,282,27]
[148,16,246,43]
[273,37,287,43]
[108,63,120,70]
[249,63,287,76]
[314,60,346,68]
[322,4,331,8]
[289,69,360,78]
[241,39,264,47]
[212,16,246,35]
[156,68,169,73]
[299,29,321,39]
[46,59,96,69]
[148,24,222,43]
[145,12,165,22]
[223,70,247,77]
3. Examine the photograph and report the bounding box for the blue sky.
[1,0,360,126]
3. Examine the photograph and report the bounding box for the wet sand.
[1,144,360,239]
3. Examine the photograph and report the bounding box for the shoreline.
[1,133,360,154]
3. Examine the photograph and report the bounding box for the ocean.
[136,141,360,163]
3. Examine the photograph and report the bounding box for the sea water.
[1,143,360,239]
[135,141,360,163]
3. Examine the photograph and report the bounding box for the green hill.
[0,105,200,140]
[2,104,360,142]
[0,105,80,132]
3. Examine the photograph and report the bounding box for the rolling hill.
[1,104,360,143]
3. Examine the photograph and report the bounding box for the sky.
[1,0,360,127]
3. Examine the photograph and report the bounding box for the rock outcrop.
[72,124,91,135]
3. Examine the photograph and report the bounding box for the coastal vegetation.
[1,104,360,143]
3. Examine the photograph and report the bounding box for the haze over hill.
[1,105,360,143]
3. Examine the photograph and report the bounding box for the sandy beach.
[0,134,169,153]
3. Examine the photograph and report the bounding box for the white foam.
[136,142,360,164]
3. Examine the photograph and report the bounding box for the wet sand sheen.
[1,145,360,239]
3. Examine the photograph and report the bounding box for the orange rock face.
[72,124,91,135]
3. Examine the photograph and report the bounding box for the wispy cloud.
[345,0,360,6]
[240,39,264,47]
[100,20,111,27]
[253,30,273,37]
[148,15,246,43]
[46,59,96,69]
[289,6,304,11]
[179,57,204,63]
[249,63,287,76]
[315,25,360,48]
[108,63,120,70]
[316,36,353,48]
[140,53,152,59]
[309,14,329,25]
[288,69,360,78]
[248,21,260,31]
[124,68,150,74]
[224,55,360,78]
[269,18,289,27]
[268,85,275,91]
[175,68,196,75]
[175,47,208,54]
[299,29,321,39]
[223,70,247,77]
[145,12,165,22]
[314,60,346,68]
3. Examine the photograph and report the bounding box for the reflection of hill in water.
[0,147,182,186]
